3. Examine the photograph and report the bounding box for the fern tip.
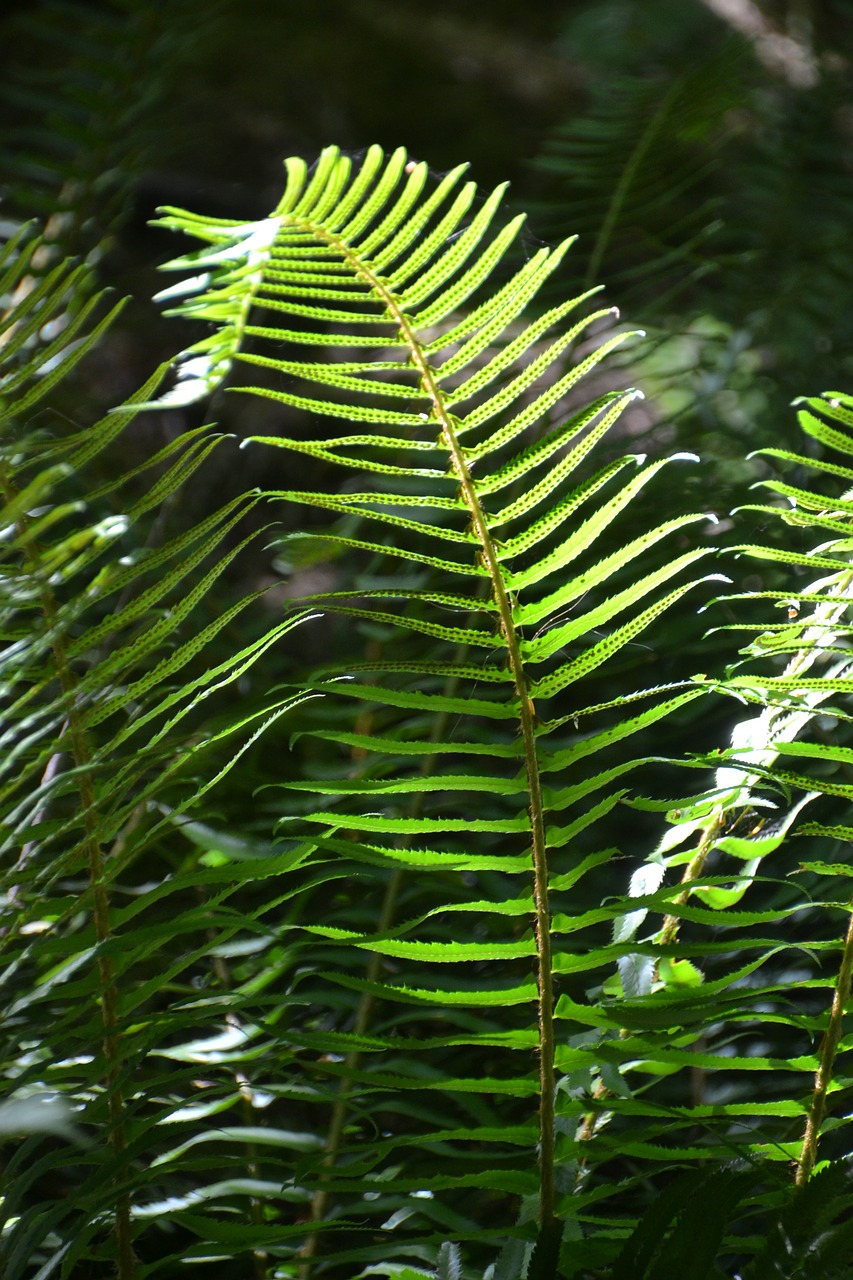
[153,272,211,303]
[699,573,733,599]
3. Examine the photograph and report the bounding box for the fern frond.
[0,228,308,1277]
[599,390,853,1259]
[147,144,719,1272]
[532,49,745,305]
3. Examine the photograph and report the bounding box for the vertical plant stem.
[657,813,727,950]
[577,813,726,1152]
[796,901,853,1187]
[2,466,134,1279]
[381,287,556,1239]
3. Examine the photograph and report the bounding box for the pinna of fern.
[142,144,731,1275]
[717,390,853,1187]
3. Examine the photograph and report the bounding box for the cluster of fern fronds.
[2,6,853,1277]
[3,126,853,1280]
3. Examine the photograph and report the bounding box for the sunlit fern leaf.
[146,144,721,1273]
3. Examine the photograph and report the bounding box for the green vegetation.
[5,140,853,1280]
[3,3,853,1278]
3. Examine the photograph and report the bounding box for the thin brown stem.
[657,813,727,950]
[797,902,853,1187]
[348,251,556,1236]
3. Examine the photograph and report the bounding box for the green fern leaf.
[144,144,719,1270]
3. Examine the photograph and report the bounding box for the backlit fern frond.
[145,144,722,1274]
[5,137,853,1279]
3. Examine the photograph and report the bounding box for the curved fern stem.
[0,465,135,1280]
[796,902,853,1187]
[403,330,557,1237]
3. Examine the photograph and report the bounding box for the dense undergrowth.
[2,137,853,1280]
